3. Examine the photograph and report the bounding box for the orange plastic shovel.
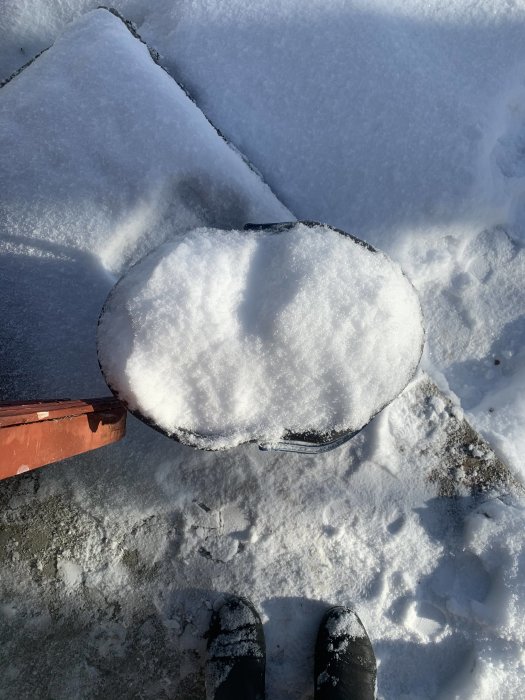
[0,397,126,480]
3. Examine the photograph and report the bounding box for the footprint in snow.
[186,501,256,564]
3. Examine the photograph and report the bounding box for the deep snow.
[1,6,525,700]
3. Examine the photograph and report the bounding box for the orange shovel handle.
[0,397,127,480]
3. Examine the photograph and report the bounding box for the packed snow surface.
[98,223,423,447]
[2,5,525,700]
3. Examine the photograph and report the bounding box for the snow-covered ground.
[1,4,525,699]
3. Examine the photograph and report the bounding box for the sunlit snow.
[1,6,525,699]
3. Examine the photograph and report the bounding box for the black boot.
[314,606,376,700]
[205,595,266,700]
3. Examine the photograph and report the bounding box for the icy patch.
[98,223,424,448]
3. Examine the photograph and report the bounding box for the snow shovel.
[0,397,126,480]
[97,221,424,455]
[0,221,423,480]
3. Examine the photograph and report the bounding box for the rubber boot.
[314,606,376,700]
[205,595,266,700]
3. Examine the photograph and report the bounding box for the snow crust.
[98,223,423,447]
[1,6,525,700]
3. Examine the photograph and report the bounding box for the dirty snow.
[1,5,525,700]
[98,223,423,448]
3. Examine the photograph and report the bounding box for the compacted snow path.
[1,6,525,700]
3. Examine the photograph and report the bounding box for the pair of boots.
[205,596,377,699]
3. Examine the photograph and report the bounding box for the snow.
[1,4,525,700]
[98,223,423,448]
[0,7,289,397]
[130,0,525,482]
[325,610,366,641]
[2,0,524,478]
[0,9,290,277]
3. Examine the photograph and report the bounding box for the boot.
[314,606,376,700]
[205,595,266,700]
